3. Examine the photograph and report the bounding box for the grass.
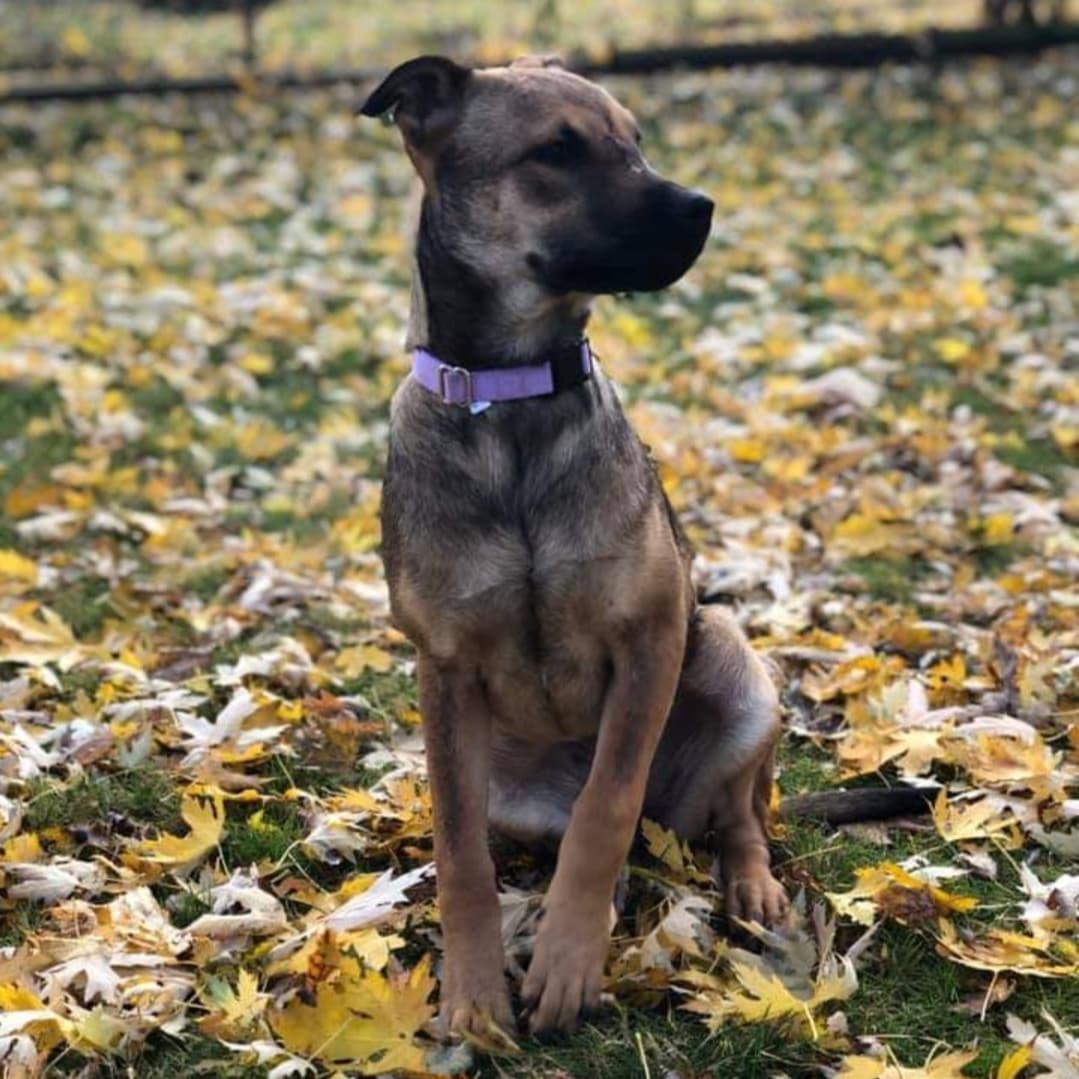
[488,1008,824,1079]
[39,573,114,639]
[841,555,933,603]
[218,800,308,871]
[50,1034,266,1078]
[999,239,1079,292]
[23,766,182,833]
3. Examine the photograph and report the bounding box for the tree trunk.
[242,0,257,69]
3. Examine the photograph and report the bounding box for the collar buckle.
[437,364,473,407]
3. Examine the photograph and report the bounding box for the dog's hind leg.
[644,604,788,924]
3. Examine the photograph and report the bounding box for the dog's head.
[360,55,713,298]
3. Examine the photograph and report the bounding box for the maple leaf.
[836,1048,980,1078]
[334,643,396,677]
[270,956,435,1073]
[640,818,713,887]
[185,866,288,940]
[136,788,225,869]
[0,985,71,1057]
[0,604,85,671]
[828,863,977,927]
[935,921,1079,978]
[932,791,1019,845]
[683,902,863,1038]
[221,1038,315,1078]
[4,857,105,902]
[199,969,268,1039]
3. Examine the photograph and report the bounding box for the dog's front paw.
[725,866,789,926]
[522,901,609,1034]
[436,966,514,1041]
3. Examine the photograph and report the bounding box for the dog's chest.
[382,380,664,734]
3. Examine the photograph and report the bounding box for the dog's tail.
[778,785,940,826]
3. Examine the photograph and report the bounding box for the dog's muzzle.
[539,180,714,296]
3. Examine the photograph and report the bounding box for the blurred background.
[1,0,1073,91]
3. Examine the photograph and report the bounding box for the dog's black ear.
[358,56,471,148]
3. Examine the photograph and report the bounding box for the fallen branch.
[1,23,1078,104]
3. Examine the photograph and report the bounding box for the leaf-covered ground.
[1,49,1077,1079]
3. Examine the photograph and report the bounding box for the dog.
[359,54,790,1038]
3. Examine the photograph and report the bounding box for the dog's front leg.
[522,617,686,1033]
[418,653,512,1038]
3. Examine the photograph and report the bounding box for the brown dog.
[360,55,788,1038]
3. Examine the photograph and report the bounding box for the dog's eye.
[527,128,584,168]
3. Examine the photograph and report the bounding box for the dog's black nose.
[685,191,714,224]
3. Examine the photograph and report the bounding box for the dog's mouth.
[535,181,713,295]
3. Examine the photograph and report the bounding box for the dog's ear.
[510,54,566,70]
[358,56,471,150]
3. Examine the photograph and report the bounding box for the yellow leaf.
[828,863,976,926]
[1,832,42,863]
[72,1008,128,1052]
[932,791,1016,844]
[0,549,37,584]
[935,337,972,363]
[334,643,395,677]
[837,1050,979,1079]
[830,513,912,558]
[237,350,274,375]
[0,603,84,670]
[836,1056,887,1079]
[996,1045,1031,1079]
[640,818,712,887]
[138,789,225,868]
[959,280,988,310]
[270,956,435,1073]
[60,26,91,57]
[0,984,69,1053]
[685,950,857,1038]
[936,920,1079,977]
[983,512,1015,546]
[200,969,268,1038]
[927,654,967,698]
[729,437,766,464]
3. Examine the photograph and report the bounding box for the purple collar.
[411,338,593,409]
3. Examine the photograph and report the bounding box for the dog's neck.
[406,197,591,370]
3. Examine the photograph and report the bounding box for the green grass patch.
[491,1005,824,1079]
[24,766,182,833]
[182,563,234,603]
[995,438,1069,485]
[841,555,932,603]
[999,240,1079,291]
[844,924,1079,1078]
[218,800,307,870]
[36,573,113,639]
[0,902,47,949]
[0,380,61,437]
[50,1033,265,1078]
[776,737,838,794]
